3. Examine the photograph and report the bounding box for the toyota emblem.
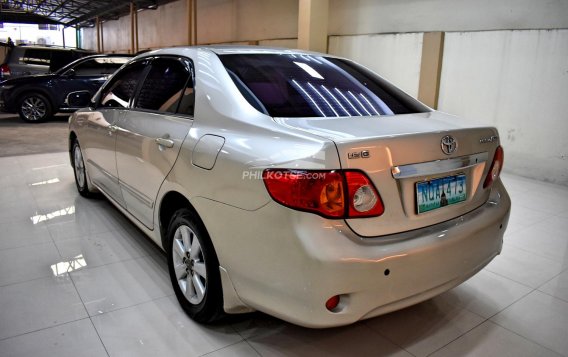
[441,135,458,155]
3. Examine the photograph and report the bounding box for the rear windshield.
[220,54,429,118]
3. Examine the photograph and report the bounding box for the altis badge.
[479,135,499,144]
[348,150,370,159]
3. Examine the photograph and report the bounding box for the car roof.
[11,45,94,52]
[202,45,325,56]
[135,45,334,59]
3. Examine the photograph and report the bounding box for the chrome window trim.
[391,152,488,179]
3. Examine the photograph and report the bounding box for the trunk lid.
[274,111,501,237]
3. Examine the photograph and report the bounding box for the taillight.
[262,169,384,219]
[483,146,504,188]
[0,64,10,76]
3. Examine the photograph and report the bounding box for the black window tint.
[49,51,73,72]
[100,62,146,108]
[176,78,195,116]
[21,49,51,66]
[220,54,428,118]
[135,58,193,115]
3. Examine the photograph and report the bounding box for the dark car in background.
[0,45,95,80]
[0,54,131,122]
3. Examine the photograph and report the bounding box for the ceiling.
[0,0,171,28]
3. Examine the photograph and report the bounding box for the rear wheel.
[18,93,52,123]
[167,208,224,323]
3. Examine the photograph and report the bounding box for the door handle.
[155,137,174,148]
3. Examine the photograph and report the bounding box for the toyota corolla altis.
[68,46,510,328]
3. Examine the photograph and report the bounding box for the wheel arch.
[159,191,204,249]
[15,87,56,110]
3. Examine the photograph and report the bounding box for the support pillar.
[418,32,445,109]
[134,4,139,52]
[100,21,104,53]
[187,0,197,45]
[297,0,329,53]
[96,17,101,52]
[130,2,137,54]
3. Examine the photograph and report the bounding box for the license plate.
[416,174,466,214]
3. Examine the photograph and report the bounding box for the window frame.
[95,58,151,109]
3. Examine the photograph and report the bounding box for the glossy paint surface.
[68,46,511,327]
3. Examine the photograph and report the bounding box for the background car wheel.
[167,208,224,323]
[18,93,53,123]
[71,140,94,198]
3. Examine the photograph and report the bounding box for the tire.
[18,93,53,123]
[167,208,224,323]
[71,140,94,198]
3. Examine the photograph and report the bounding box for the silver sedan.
[68,46,510,328]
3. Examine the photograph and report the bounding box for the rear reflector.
[345,171,384,217]
[483,146,504,188]
[263,169,384,219]
[325,295,340,311]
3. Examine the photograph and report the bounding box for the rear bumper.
[195,179,510,328]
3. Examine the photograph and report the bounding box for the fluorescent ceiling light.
[294,61,324,79]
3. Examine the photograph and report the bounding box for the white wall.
[81,28,96,51]
[329,0,568,35]
[328,33,423,97]
[328,0,568,186]
[438,29,568,186]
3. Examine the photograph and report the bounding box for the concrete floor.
[0,114,69,157]
[0,127,567,356]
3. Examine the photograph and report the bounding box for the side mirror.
[66,91,92,108]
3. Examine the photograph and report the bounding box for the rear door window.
[134,57,194,115]
[220,54,428,118]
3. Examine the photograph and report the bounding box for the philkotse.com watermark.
[242,170,328,180]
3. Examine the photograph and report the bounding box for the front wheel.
[167,209,224,323]
[18,93,52,123]
[71,140,94,198]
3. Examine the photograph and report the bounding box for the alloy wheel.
[172,225,207,305]
[73,144,85,189]
[21,96,47,121]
